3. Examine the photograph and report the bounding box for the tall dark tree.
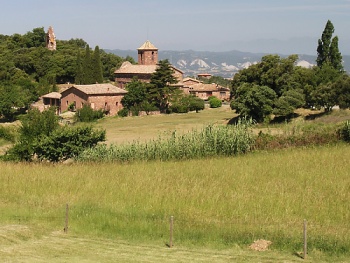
[75,50,83,84]
[148,59,178,113]
[329,36,343,71]
[82,45,93,84]
[92,46,103,83]
[316,20,343,71]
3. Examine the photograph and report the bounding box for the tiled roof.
[114,61,157,74]
[42,92,61,99]
[114,61,183,75]
[137,40,158,50]
[72,83,127,95]
[183,77,201,83]
[189,83,229,92]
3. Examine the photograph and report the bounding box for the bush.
[189,97,205,112]
[117,108,129,117]
[75,104,104,122]
[34,125,106,162]
[209,97,222,108]
[338,120,350,142]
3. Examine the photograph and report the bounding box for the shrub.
[117,108,129,117]
[75,104,104,122]
[34,125,106,162]
[338,120,350,142]
[209,97,222,108]
[189,97,205,112]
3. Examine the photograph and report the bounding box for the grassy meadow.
[1,145,350,261]
[1,107,350,262]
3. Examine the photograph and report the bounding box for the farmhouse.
[189,83,230,101]
[114,40,183,89]
[60,83,127,115]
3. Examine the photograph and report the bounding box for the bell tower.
[46,26,56,51]
[137,40,158,65]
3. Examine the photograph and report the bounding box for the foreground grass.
[1,144,350,261]
[0,226,314,263]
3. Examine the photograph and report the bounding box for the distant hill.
[105,49,350,79]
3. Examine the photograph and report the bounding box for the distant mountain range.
[106,49,350,79]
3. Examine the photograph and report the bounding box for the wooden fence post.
[169,216,174,248]
[303,219,307,259]
[64,203,69,233]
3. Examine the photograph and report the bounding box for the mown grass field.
[1,107,350,262]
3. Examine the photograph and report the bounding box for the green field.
[1,107,350,262]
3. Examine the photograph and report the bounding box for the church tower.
[137,40,158,65]
[46,26,56,51]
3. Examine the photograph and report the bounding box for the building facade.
[60,83,127,116]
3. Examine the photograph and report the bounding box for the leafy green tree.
[311,84,337,112]
[0,84,33,121]
[273,89,305,116]
[332,75,350,109]
[148,59,178,113]
[4,107,59,161]
[23,27,46,48]
[231,83,277,122]
[92,46,103,83]
[316,20,343,71]
[121,78,148,112]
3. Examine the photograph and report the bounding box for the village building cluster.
[36,27,230,115]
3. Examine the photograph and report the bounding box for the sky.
[1,0,350,55]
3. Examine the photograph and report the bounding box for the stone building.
[188,83,230,101]
[114,40,183,89]
[46,26,56,51]
[60,83,127,116]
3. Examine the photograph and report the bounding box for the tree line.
[0,27,133,120]
[230,20,350,122]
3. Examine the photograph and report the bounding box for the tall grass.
[1,144,350,257]
[77,119,254,162]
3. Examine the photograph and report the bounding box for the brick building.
[114,40,183,89]
[60,83,127,116]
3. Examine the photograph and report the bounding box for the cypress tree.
[82,45,93,84]
[316,20,343,71]
[75,50,83,84]
[92,46,103,83]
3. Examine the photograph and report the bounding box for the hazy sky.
[2,0,350,55]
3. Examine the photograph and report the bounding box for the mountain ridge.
[105,49,350,78]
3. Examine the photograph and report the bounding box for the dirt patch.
[249,239,272,252]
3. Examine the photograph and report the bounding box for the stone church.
[114,40,183,89]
